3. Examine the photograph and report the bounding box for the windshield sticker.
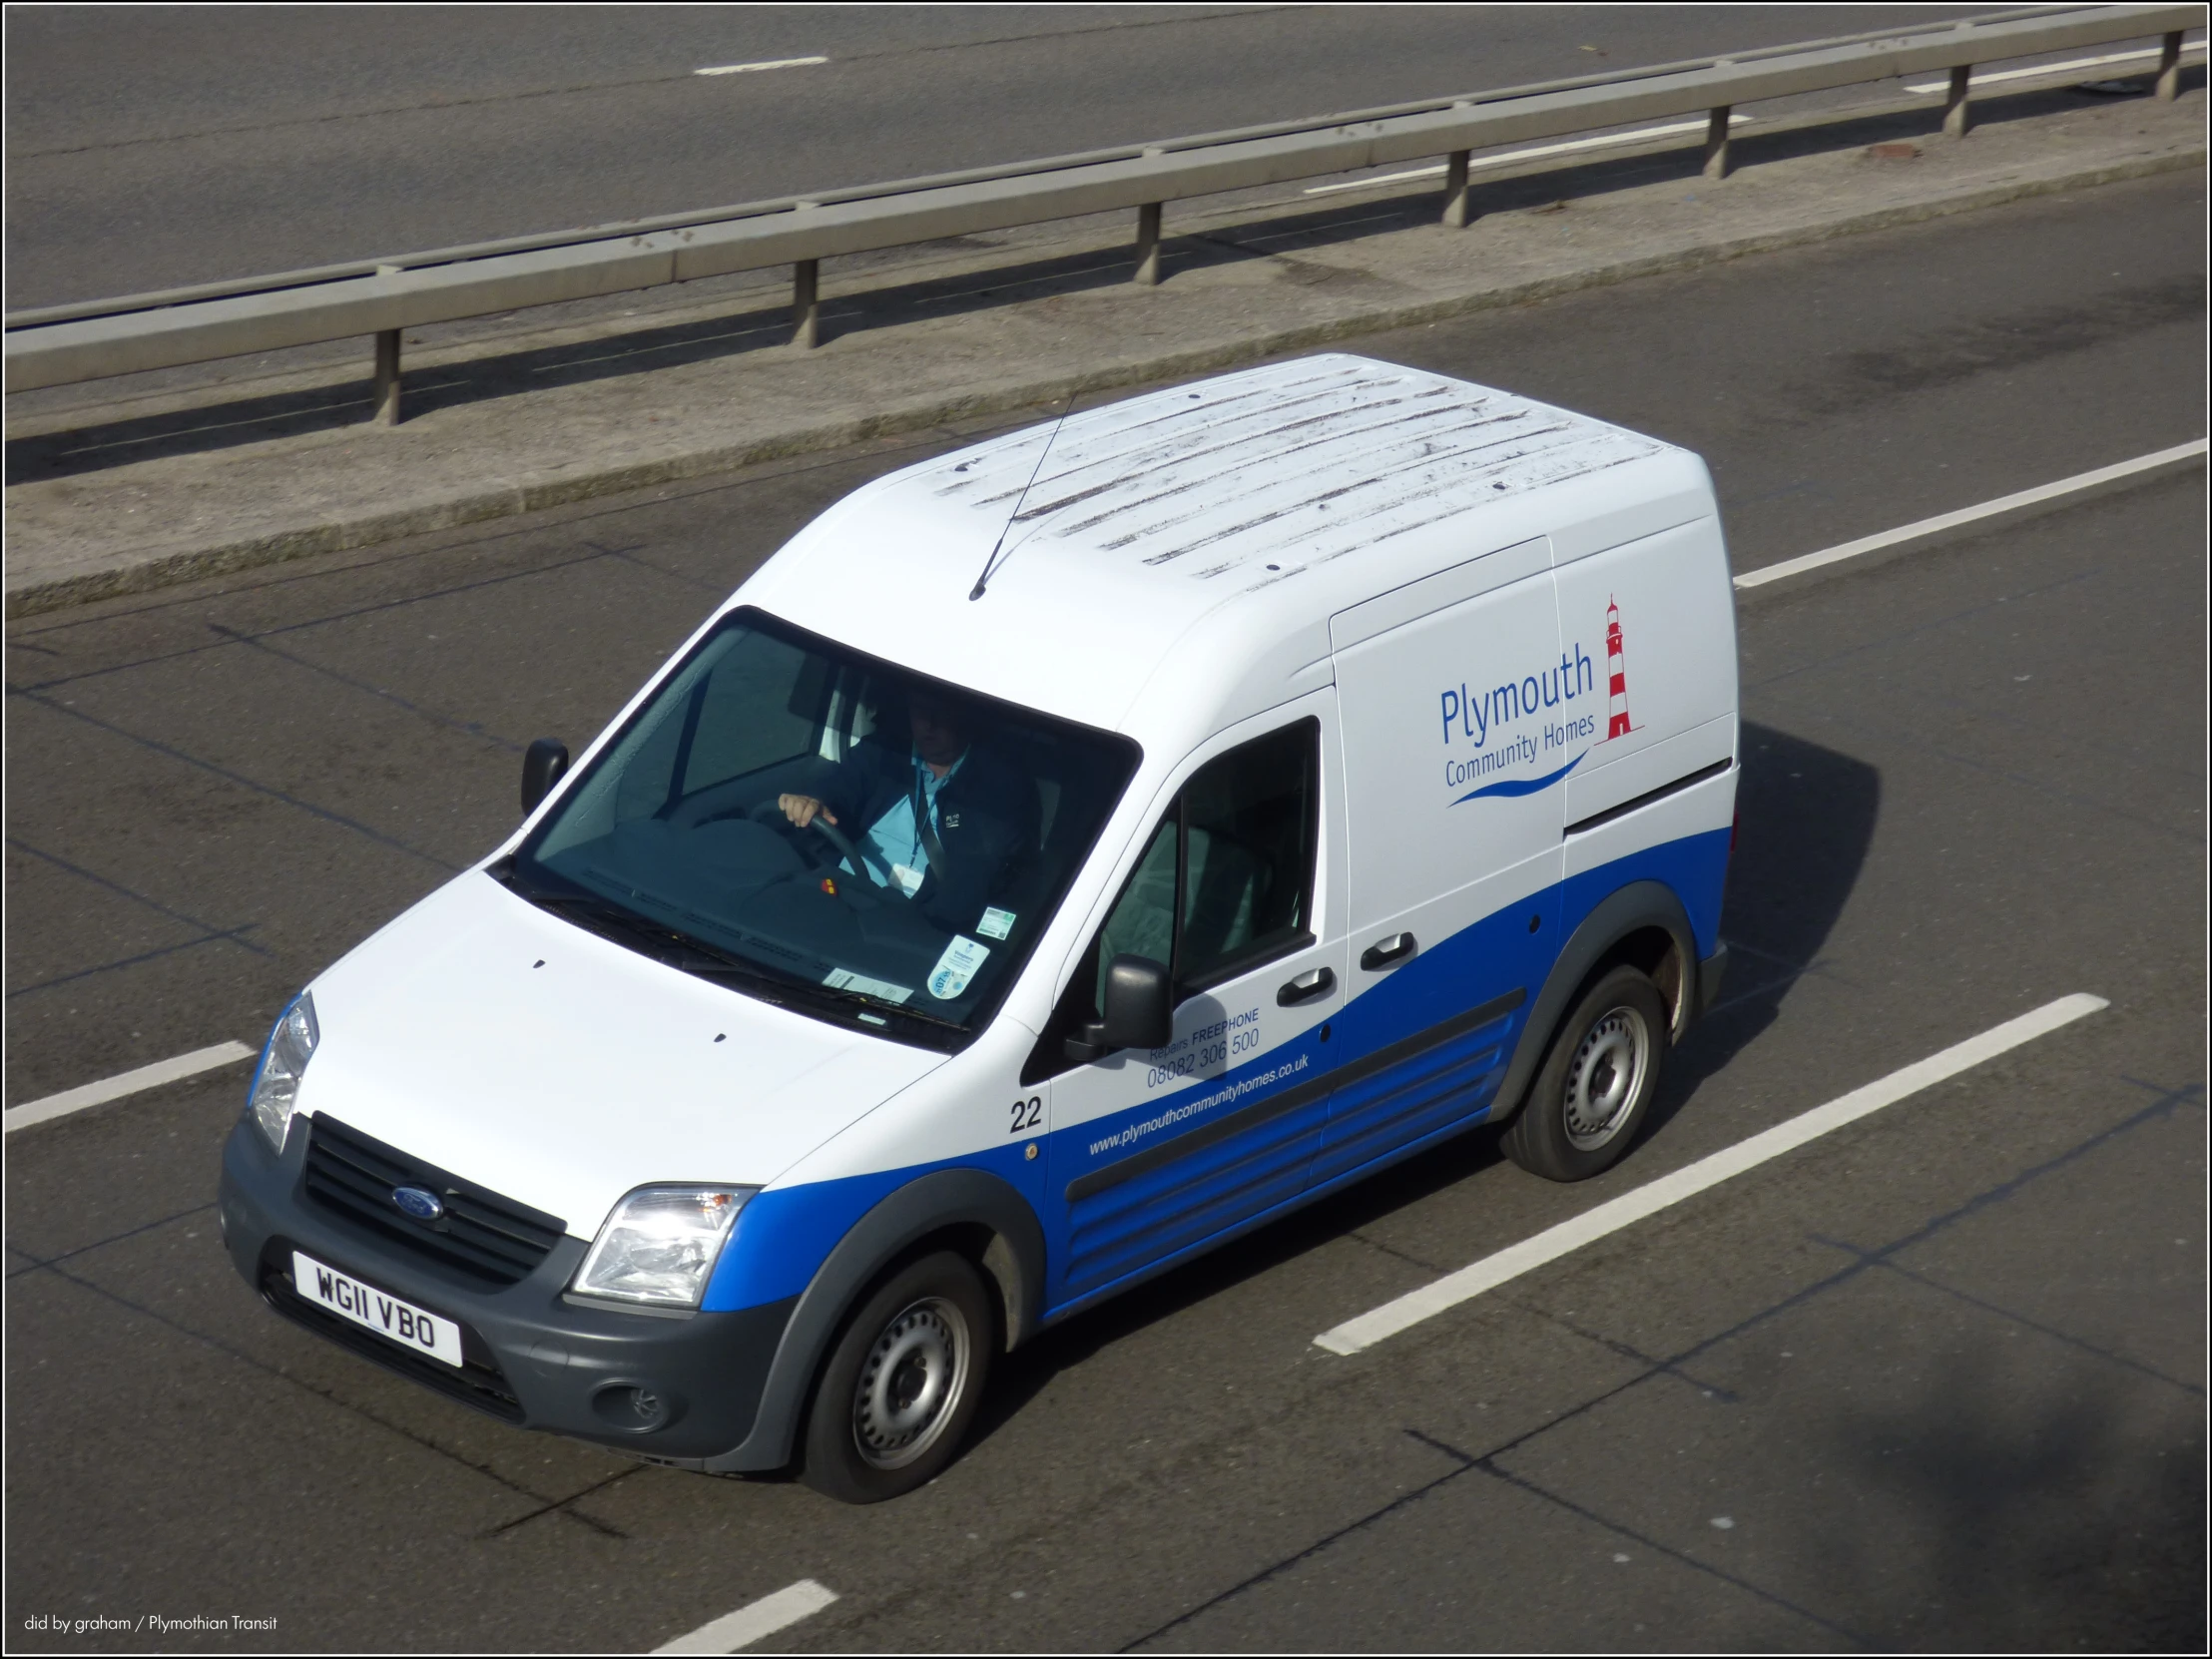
[977,906,1016,940]
[926,934,991,999]
[824,967,913,1003]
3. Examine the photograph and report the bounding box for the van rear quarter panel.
[1553,508,1738,965]
[1555,516,1739,830]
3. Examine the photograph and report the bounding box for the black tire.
[800,1250,994,1503]
[1502,965,1668,1183]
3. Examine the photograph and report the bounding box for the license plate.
[292,1250,463,1369]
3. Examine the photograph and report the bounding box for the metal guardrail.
[4,4,2198,418]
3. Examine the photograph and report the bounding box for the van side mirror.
[521,739,570,815]
[1065,954,1173,1062]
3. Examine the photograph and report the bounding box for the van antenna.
[968,386,1079,602]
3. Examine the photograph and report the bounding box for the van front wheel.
[801,1251,994,1503]
[1503,965,1667,1182]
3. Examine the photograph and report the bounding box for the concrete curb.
[8,145,2203,618]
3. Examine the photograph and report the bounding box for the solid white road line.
[1906,44,2205,93]
[5,1041,258,1133]
[1303,114,1752,196]
[1314,992,2108,1356]
[653,1581,840,1655]
[1733,439,2210,592]
[695,56,829,76]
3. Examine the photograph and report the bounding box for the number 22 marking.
[1008,1095,1042,1133]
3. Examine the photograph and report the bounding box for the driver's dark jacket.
[799,741,1038,933]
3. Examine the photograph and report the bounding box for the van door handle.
[1361,932,1416,971]
[1277,966,1336,1006]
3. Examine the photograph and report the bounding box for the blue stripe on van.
[1568,823,1730,958]
[701,825,1731,1317]
[1061,1080,1329,1298]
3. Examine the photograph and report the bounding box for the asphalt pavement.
[2,4,1989,306]
[3,169,2205,1651]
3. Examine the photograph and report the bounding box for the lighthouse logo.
[1434,596,1643,808]
[1601,595,1636,742]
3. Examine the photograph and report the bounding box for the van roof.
[742,353,1703,734]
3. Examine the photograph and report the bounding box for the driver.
[778,686,1037,931]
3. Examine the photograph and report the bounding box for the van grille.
[302,1115,566,1287]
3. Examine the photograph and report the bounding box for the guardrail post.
[1441,152,1473,227]
[372,330,401,426]
[1702,106,1733,180]
[793,259,820,348]
[1942,64,1972,137]
[2156,29,2184,100]
[1134,203,1163,285]
[370,264,403,426]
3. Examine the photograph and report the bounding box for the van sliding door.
[1318,539,1571,1186]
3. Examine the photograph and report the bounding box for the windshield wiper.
[809,981,965,1031]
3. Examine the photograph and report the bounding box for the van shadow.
[964,719,1878,1449]
[18,73,2180,488]
[1645,720,1881,1129]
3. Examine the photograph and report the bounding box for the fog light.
[590,1382,673,1432]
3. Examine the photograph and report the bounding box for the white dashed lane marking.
[1905,43,2205,93]
[653,1581,839,1655]
[1304,114,1752,196]
[6,1041,256,1133]
[1734,440,2209,591]
[1315,993,2109,1356]
[695,56,830,76]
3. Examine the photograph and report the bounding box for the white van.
[221,353,1738,1501]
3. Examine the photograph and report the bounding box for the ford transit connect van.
[220,353,1738,1501]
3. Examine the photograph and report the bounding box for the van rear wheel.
[801,1251,993,1503]
[1503,965,1667,1182]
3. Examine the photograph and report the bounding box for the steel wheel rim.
[851,1295,969,1470]
[1562,1005,1650,1151]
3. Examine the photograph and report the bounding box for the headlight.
[572,1186,756,1308]
[248,992,318,1153]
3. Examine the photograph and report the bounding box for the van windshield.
[500,607,1140,1047]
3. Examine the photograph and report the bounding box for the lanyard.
[909,765,949,881]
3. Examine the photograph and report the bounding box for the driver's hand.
[779,794,835,830]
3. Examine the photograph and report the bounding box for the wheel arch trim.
[701,1166,1044,1473]
[1492,879,1699,1130]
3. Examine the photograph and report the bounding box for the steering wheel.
[807,814,887,888]
[749,799,888,890]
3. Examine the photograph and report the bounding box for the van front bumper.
[217,1114,796,1464]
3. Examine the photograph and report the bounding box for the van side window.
[1089,718,1320,1015]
